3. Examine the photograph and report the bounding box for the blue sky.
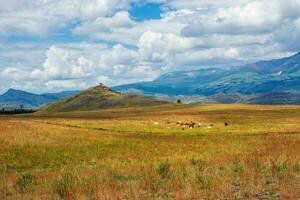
[0,0,300,93]
[130,2,163,21]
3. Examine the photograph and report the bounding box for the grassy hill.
[41,84,169,112]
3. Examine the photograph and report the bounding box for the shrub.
[254,160,269,174]
[15,172,34,191]
[292,162,300,173]
[232,160,244,174]
[55,171,78,199]
[272,161,289,174]
[196,174,212,189]
[157,161,170,178]
[191,158,207,171]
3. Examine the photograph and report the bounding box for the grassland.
[0,104,299,199]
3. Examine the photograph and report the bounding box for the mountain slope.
[176,93,300,105]
[43,90,81,99]
[0,89,57,107]
[42,85,169,112]
[246,92,300,105]
[114,52,300,96]
[235,52,300,74]
[0,89,81,108]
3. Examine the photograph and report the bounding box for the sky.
[1,0,300,93]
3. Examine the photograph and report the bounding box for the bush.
[15,172,34,191]
[157,161,170,178]
[55,171,78,199]
[191,158,207,171]
[196,174,212,189]
[232,160,244,174]
[272,161,289,174]
[292,162,300,173]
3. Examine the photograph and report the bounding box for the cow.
[176,121,183,125]
[153,122,159,126]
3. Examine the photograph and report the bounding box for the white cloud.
[181,0,300,36]
[0,0,132,35]
[74,11,136,44]
[11,43,160,91]
[45,80,88,90]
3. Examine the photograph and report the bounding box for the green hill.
[41,84,169,112]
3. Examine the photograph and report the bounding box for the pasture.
[0,104,299,199]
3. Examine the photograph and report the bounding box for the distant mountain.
[234,52,300,74]
[43,90,81,99]
[0,89,56,107]
[171,93,300,105]
[0,89,81,108]
[246,92,300,105]
[114,52,300,98]
[41,85,169,112]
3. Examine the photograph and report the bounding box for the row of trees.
[0,108,36,115]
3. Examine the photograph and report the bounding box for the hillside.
[0,89,57,107]
[114,52,300,97]
[246,92,300,105]
[182,93,300,105]
[235,52,300,74]
[41,84,168,112]
[0,89,80,108]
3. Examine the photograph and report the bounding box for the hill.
[41,84,169,112]
[114,52,300,97]
[0,89,80,109]
[0,89,57,107]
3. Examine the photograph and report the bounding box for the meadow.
[0,104,299,199]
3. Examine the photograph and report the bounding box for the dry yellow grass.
[0,104,299,199]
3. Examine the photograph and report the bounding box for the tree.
[177,99,182,104]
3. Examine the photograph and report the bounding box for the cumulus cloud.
[0,0,132,35]
[74,11,137,44]
[14,43,160,91]
[181,0,300,36]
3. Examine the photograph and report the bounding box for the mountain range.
[1,52,300,108]
[114,52,300,96]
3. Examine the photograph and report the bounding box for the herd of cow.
[159,120,229,130]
